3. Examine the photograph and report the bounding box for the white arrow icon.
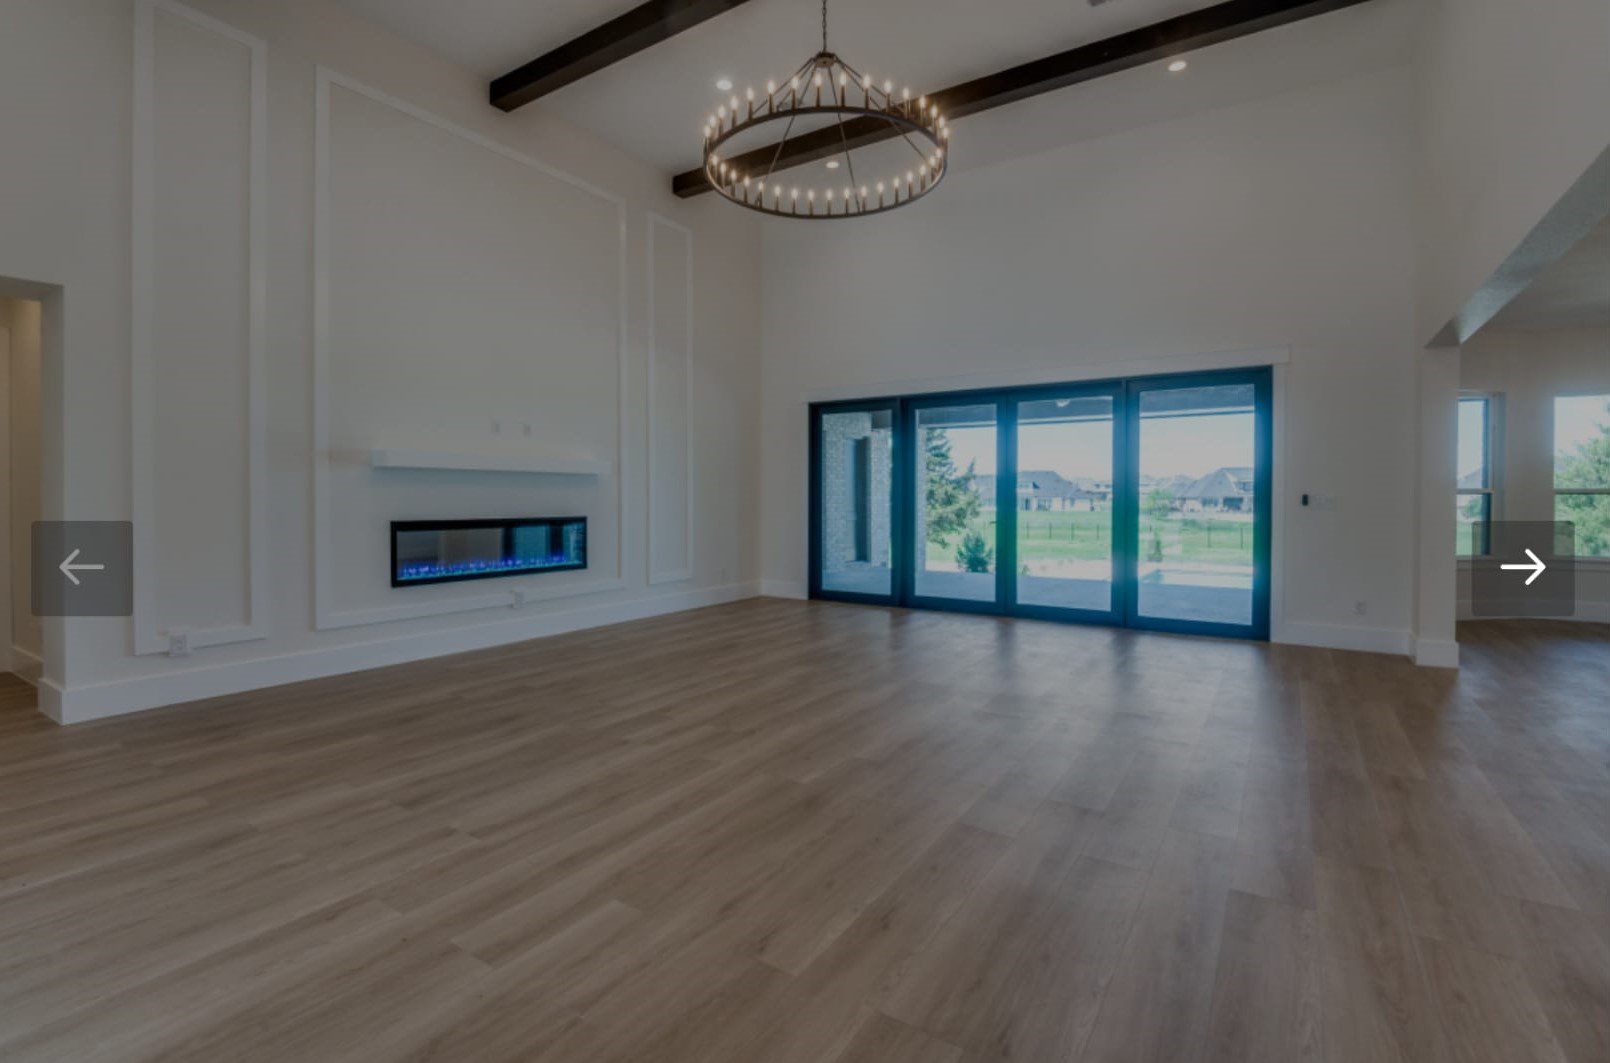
[1500,547,1547,586]
[59,548,105,587]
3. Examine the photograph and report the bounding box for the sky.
[1554,394,1610,469]
[944,412,1254,482]
[1458,397,1487,483]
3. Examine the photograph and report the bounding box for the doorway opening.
[0,295,44,689]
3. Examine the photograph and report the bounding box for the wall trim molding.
[646,212,694,585]
[1457,599,1610,624]
[312,68,630,631]
[759,579,808,600]
[10,643,43,686]
[132,0,270,655]
[48,581,761,725]
[1273,618,1414,657]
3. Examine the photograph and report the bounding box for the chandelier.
[700,0,949,219]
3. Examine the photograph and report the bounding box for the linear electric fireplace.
[391,517,587,587]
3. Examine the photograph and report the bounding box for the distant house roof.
[1177,466,1254,502]
[970,470,1098,503]
[1017,470,1093,500]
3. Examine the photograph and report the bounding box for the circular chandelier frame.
[701,37,950,219]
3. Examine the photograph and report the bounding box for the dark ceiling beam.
[492,0,757,113]
[673,0,1373,197]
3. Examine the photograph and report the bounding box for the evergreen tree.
[924,427,981,547]
[955,529,994,573]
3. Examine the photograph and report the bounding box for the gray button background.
[32,521,134,617]
[1470,520,1576,618]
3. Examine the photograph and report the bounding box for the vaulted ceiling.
[336,0,1414,175]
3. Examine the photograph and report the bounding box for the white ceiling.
[335,0,1414,175]
[1485,214,1610,332]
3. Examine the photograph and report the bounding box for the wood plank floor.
[0,600,1606,1062]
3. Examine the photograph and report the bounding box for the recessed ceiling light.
[715,76,734,91]
[1167,59,1188,73]
[826,159,841,170]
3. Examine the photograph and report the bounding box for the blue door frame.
[808,366,1272,641]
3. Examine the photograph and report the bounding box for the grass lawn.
[925,509,1253,569]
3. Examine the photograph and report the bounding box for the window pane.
[1457,397,1488,490]
[1135,383,1256,627]
[915,403,997,601]
[1456,494,1489,557]
[819,409,893,595]
[1553,394,1610,488]
[1556,491,1610,558]
[1015,394,1114,612]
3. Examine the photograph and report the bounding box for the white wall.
[1413,0,1610,344]
[1459,326,1610,621]
[0,0,763,722]
[760,66,1422,655]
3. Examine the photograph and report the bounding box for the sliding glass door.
[1010,389,1122,623]
[809,367,1270,639]
[1127,373,1270,637]
[909,400,1001,609]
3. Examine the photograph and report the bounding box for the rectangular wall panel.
[648,215,693,584]
[314,73,628,628]
[132,1,267,654]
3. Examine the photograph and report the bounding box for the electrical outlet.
[167,629,190,657]
[510,588,526,609]
[521,422,533,437]
[1353,600,1367,617]
[490,418,502,435]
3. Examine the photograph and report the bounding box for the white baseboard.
[1457,598,1610,624]
[759,579,808,600]
[1273,620,1414,657]
[1413,638,1460,668]
[51,582,761,725]
[10,643,43,686]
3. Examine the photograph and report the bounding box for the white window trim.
[1553,390,1610,561]
[1457,391,1502,559]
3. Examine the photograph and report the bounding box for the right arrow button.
[1499,547,1547,586]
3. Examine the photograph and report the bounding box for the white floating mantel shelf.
[369,448,611,476]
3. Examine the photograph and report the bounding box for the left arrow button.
[58,547,107,587]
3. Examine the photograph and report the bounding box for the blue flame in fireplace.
[396,554,578,583]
